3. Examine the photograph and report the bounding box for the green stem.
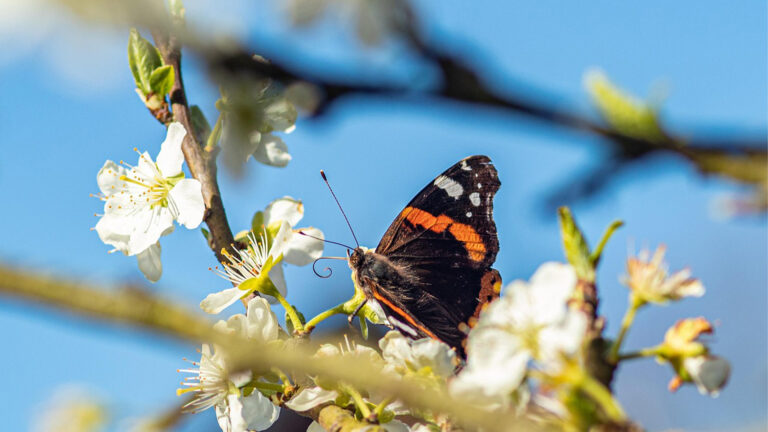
[271,288,304,334]
[617,346,660,361]
[373,396,394,418]
[577,371,626,422]
[608,295,643,364]
[343,385,372,419]
[250,381,286,393]
[304,303,347,333]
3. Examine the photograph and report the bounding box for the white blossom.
[94,123,204,281]
[683,355,731,397]
[201,197,323,314]
[32,386,107,432]
[179,298,281,431]
[379,331,456,379]
[625,245,705,304]
[451,263,585,405]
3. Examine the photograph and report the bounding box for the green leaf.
[127,28,164,95]
[149,65,175,97]
[557,207,595,282]
[190,105,212,144]
[584,69,666,142]
[590,220,624,266]
[201,227,210,242]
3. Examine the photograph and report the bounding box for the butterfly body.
[348,155,502,355]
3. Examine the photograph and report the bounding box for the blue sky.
[0,1,765,430]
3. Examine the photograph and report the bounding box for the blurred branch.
[58,0,766,209]
[0,263,536,432]
[207,6,766,208]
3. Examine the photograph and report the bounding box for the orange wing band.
[370,287,440,341]
[402,206,486,262]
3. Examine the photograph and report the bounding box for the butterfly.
[347,155,502,356]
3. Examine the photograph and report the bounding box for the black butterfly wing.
[373,155,501,351]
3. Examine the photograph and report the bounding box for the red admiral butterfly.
[337,155,502,355]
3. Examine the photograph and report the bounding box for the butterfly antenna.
[298,231,354,250]
[320,170,360,248]
[312,256,348,278]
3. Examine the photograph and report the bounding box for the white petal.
[306,421,326,432]
[96,160,128,195]
[245,297,280,342]
[264,98,297,132]
[169,179,205,229]
[264,197,303,227]
[381,420,410,432]
[459,328,529,397]
[240,391,280,431]
[201,287,247,314]
[685,356,731,396]
[379,331,413,369]
[266,264,287,303]
[127,207,175,255]
[156,122,187,177]
[410,338,456,378]
[136,243,162,282]
[94,214,131,253]
[529,262,577,325]
[282,227,324,266]
[216,395,247,432]
[285,387,338,411]
[252,133,291,167]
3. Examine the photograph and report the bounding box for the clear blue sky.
[0,1,765,430]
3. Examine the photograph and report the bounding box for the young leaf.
[127,28,164,95]
[190,105,212,144]
[557,207,595,282]
[149,65,175,97]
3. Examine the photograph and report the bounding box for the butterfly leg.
[348,298,368,325]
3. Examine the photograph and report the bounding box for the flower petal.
[263,98,297,132]
[684,355,731,396]
[94,213,131,253]
[127,207,175,255]
[96,160,128,195]
[285,387,338,411]
[136,243,162,282]
[282,227,324,266]
[201,287,248,314]
[156,122,187,177]
[240,391,280,431]
[245,297,280,343]
[267,264,287,303]
[264,197,303,227]
[216,394,247,432]
[252,133,291,167]
[169,178,205,229]
[306,421,325,432]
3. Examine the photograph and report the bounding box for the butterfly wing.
[374,155,501,351]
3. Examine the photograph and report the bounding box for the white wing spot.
[477,183,482,189]
[460,160,472,171]
[469,192,481,206]
[466,211,472,217]
[433,175,463,199]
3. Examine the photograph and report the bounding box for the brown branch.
[150,27,235,264]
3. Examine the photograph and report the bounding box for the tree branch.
[150,26,236,265]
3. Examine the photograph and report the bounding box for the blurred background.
[0,0,765,430]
